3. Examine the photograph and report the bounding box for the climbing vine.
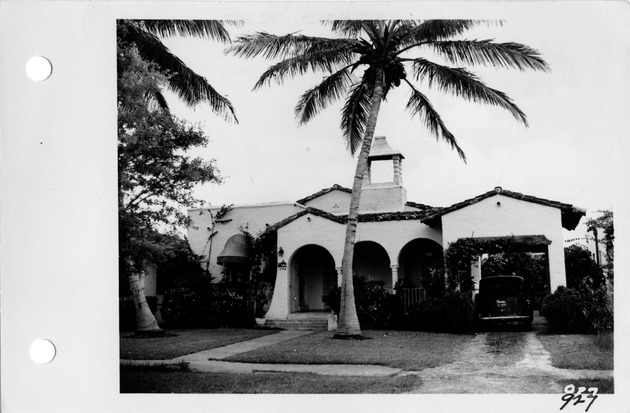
[241,230,277,317]
[444,236,530,292]
[199,204,233,271]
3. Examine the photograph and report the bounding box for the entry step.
[264,319,329,331]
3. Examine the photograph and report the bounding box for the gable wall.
[302,190,350,215]
[187,203,303,279]
[441,194,566,291]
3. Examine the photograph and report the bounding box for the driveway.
[406,316,612,393]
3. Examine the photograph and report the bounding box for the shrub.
[119,298,136,332]
[408,291,475,334]
[323,274,404,330]
[212,280,254,328]
[323,285,341,315]
[160,276,253,329]
[564,245,605,290]
[541,286,613,333]
[253,282,274,318]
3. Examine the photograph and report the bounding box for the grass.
[537,332,613,370]
[223,330,475,371]
[120,361,190,372]
[120,328,279,360]
[120,370,423,393]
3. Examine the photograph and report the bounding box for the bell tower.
[360,136,407,213]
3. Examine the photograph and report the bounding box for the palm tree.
[229,20,549,338]
[117,19,239,121]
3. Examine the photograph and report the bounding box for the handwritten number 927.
[560,384,598,412]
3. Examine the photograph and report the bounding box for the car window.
[481,278,522,296]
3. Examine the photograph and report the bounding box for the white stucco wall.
[360,183,407,213]
[187,202,304,280]
[302,190,350,215]
[440,194,567,292]
[357,220,442,263]
[265,212,442,319]
[303,185,409,214]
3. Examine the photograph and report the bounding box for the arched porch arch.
[288,244,337,312]
[397,238,444,288]
[353,241,392,288]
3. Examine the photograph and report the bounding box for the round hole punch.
[25,56,53,81]
[29,338,56,364]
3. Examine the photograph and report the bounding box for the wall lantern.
[278,247,284,257]
[496,201,501,207]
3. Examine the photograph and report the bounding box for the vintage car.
[475,275,534,328]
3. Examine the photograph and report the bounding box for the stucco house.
[187,136,585,328]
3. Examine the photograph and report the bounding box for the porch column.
[390,264,399,290]
[336,266,343,287]
[471,257,482,295]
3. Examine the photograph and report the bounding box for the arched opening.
[398,239,444,288]
[397,238,443,311]
[473,236,552,310]
[289,245,336,312]
[353,241,391,288]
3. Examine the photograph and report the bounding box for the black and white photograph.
[1,1,628,412]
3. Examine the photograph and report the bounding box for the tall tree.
[117,19,239,332]
[586,210,614,280]
[229,20,549,338]
[118,44,222,332]
[117,19,239,121]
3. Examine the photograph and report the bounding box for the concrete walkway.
[173,330,312,362]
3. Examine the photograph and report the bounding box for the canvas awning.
[217,234,250,265]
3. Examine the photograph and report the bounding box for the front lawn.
[537,332,613,370]
[120,329,279,360]
[223,330,475,371]
[120,369,423,393]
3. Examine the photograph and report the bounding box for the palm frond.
[145,86,170,113]
[125,23,237,121]
[428,40,549,71]
[140,20,238,43]
[397,19,490,48]
[254,44,356,89]
[404,80,466,161]
[228,32,355,60]
[295,68,355,124]
[117,78,170,115]
[324,20,371,37]
[411,58,528,125]
[341,81,373,154]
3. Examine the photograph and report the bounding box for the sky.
[156,6,628,234]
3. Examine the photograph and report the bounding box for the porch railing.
[400,288,427,313]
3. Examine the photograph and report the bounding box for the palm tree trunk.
[334,67,386,338]
[127,260,162,334]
